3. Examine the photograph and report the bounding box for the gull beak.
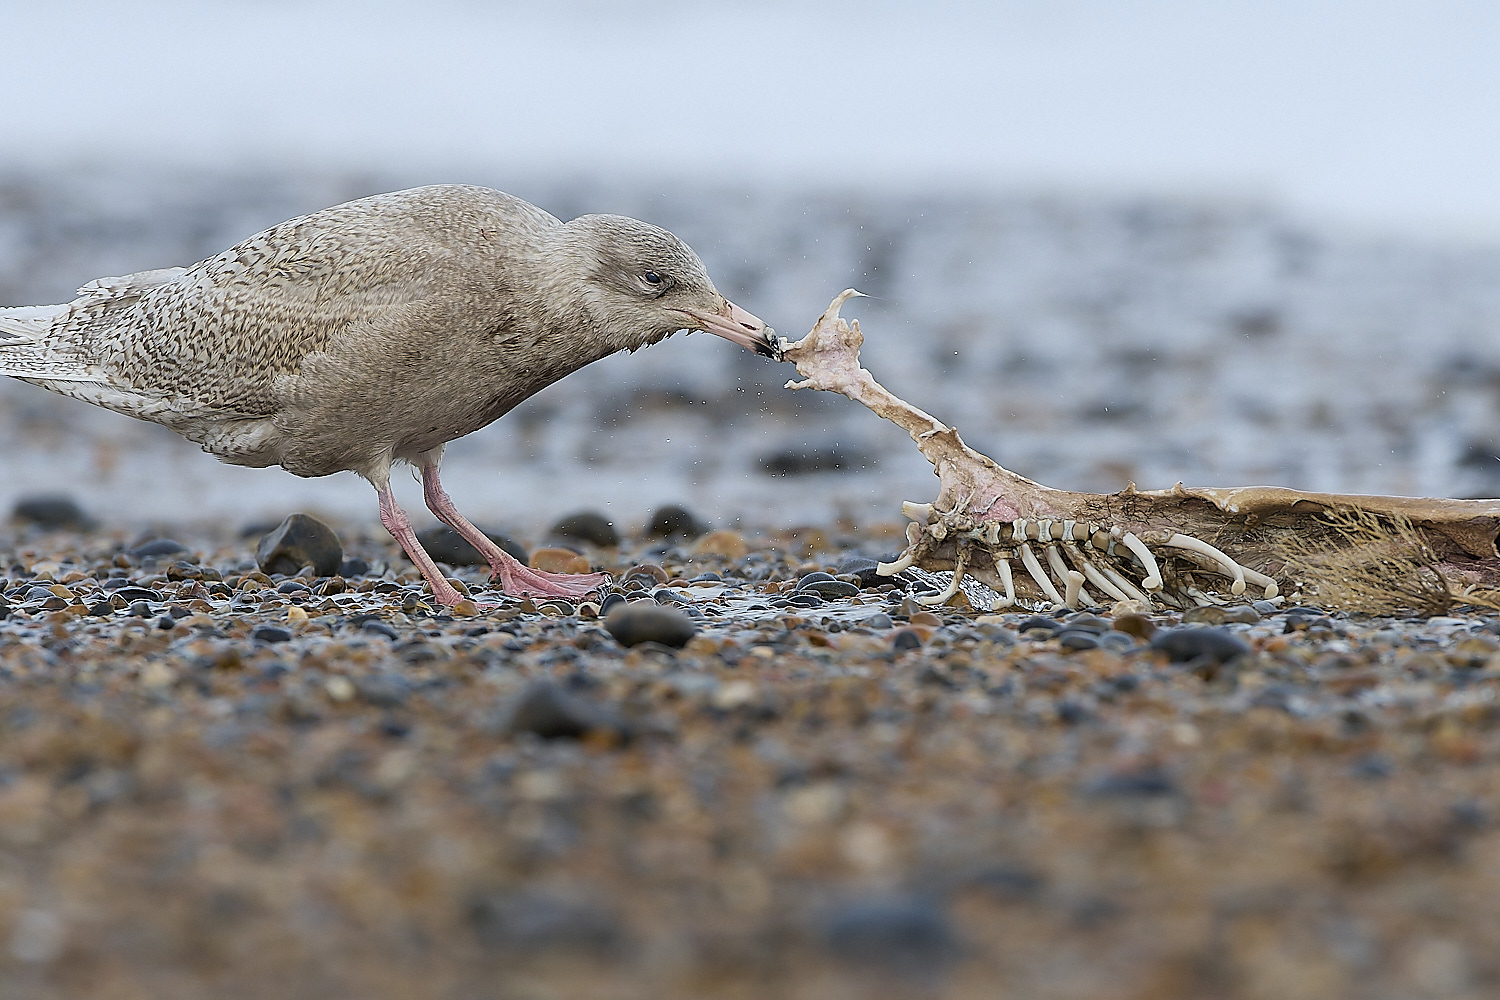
[677,298,781,360]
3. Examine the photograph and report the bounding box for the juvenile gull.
[0,184,777,606]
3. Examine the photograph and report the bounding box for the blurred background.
[3,0,1500,539]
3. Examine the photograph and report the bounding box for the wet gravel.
[2,515,1500,999]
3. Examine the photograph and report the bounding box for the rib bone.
[1165,532,1246,596]
[1068,545,1131,602]
[1045,543,1093,607]
[1096,560,1153,606]
[1120,532,1164,591]
[1018,541,1065,605]
[1241,566,1280,599]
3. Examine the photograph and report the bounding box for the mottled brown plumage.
[0,184,776,606]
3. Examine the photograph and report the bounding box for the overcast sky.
[4,0,1499,240]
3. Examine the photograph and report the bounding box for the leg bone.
[916,550,967,607]
[993,553,1017,607]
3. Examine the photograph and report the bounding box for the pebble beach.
[2,504,1500,999]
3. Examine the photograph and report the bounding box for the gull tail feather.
[0,303,99,382]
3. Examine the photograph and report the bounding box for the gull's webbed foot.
[489,553,609,600]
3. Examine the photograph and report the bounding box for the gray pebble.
[1057,630,1100,651]
[645,504,708,540]
[501,680,622,740]
[11,495,91,531]
[130,538,191,561]
[256,513,343,577]
[802,580,860,600]
[548,511,619,548]
[411,525,524,567]
[1150,626,1250,664]
[605,602,698,648]
[823,897,959,971]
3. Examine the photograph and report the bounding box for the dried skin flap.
[781,291,1500,615]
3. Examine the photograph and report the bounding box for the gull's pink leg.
[376,480,468,607]
[419,458,607,599]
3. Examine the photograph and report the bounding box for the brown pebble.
[1112,614,1158,640]
[450,599,480,617]
[908,611,942,627]
[693,529,749,559]
[529,547,592,574]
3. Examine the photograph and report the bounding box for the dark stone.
[1284,611,1334,633]
[501,680,621,740]
[360,619,400,640]
[861,613,895,630]
[129,600,152,617]
[468,891,621,955]
[1056,700,1092,724]
[276,581,310,594]
[759,443,877,476]
[1060,615,1110,633]
[599,593,627,615]
[154,615,176,631]
[891,629,923,651]
[645,504,708,540]
[823,897,958,971]
[967,866,1045,901]
[1098,632,1138,652]
[835,555,886,588]
[1349,754,1393,780]
[797,571,837,588]
[251,625,293,644]
[548,511,619,548]
[411,525,525,567]
[1250,684,1302,712]
[129,538,191,560]
[1150,626,1250,664]
[1016,616,1060,635]
[783,592,824,608]
[12,495,91,530]
[1056,630,1100,651]
[356,674,410,707]
[1085,767,1179,798]
[339,557,371,578]
[256,514,343,577]
[802,579,860,600]
[604,603,697,648]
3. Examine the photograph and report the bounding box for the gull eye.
[643,270,663,286]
